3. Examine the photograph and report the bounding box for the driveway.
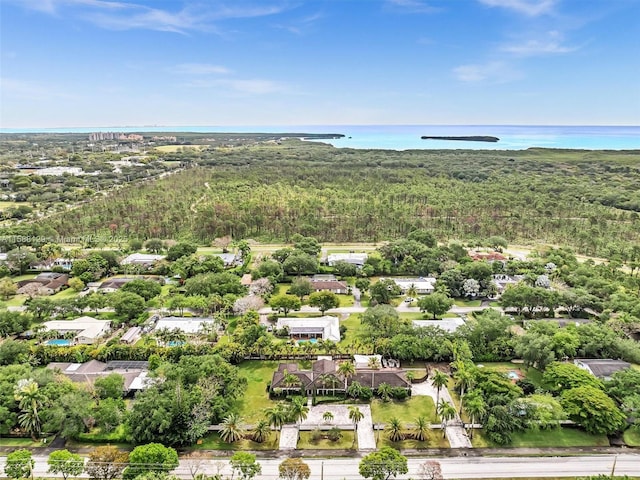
[411,379,472,449]
[299,404,376,451]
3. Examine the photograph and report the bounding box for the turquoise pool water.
[167,340,185,347]
[297,338,319,344]
[46,339,71,346]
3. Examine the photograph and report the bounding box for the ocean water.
[1,125,638,151]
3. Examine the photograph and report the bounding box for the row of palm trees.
[219,401,368,449]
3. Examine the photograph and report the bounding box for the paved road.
[12,453,640,479]
[258,305,502,316]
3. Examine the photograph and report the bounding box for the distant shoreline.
[421,135,500,142]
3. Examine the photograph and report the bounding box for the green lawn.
[371,396,438,424]
[454,299,482,307]
[4,294,27,307]
[377,430,449,449]
[297,430,356,450]
[50,288,79,300]
[192,432,278,451]
[339,314,362,346]
[0,436,54,447]
[471,428,609,448]
[336,294,354,307]
[235,360,280,423]
[623,427,640,447]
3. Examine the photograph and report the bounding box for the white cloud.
[453,61,520,83]
[0,77,75,100]
[173,63,231,75]
[385,0,440,13]
[182,78,288,95]
[478,0,557,16]
[501,30,577,56]
[9,0,288,34]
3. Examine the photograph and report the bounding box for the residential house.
[46,359,150,394]
[154,316,216,335]
[42,316,111,344]
[121,326,142,344]
[270,358,411,396]
[121,253,165,268]
[17,272,69,296]
[469,250,508,264]
[412,317,466,333]
[493,274,525,294]
[214,253,242,268]
[310,276,349,294]
[387,277,437,295]
[99,277,134,293]
[29,257,74,271]
[325,253,368,267]
[574,359,631,381]
[276,316,341,342]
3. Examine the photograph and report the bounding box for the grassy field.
[4,294,27,307]
[377,429,449,449]
[50,288,79,300]
[0,436,54,447]
[192,432,278,451]
[371,396,438,424]
[454,299,482,307]
[339,314,362,346]
[235,360,280,423]
[471,428,609,448]
[623,427,640,447]
[297,431,356,450]
[154,145,208,152]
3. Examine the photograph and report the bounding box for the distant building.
[155,316,216,335]
[412,317,466,333]
[42,316,111,344]
[213,253,242,268]
[276,316,341,342]
[121,253,165,267]
[46,360,150,394]
[574,359,631,381]
[469,250,508,263]
[386,277,437,295]
[325,253,368,267]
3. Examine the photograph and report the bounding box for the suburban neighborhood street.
[11,453,640,479]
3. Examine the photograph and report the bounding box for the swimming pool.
[297,338,318,344]
[46,339,71,346]
[167,340,185,347]
[507,370,520,380]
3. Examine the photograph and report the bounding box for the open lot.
[371,396,438,424]
[235,360,280,423]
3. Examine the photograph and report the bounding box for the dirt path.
[190,181,211,213]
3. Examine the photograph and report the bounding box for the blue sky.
[1,0,639,127]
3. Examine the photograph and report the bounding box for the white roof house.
[43,316,111,344]
[412,317,466,333]
[353,354,383,370]
[155,316,216,334]
[276,316,341,342]
[326,253,368,267]
[388,277,437,294]
[121,253,165,266]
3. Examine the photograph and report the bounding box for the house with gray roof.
[574,359,631,381]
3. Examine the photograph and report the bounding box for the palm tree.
[453,365,475,414]
[337,360,356,390]
[348,406,364,448]
[385,417,404,442]
[250,419,271,443]
[431,369,449,406]
[377,382,393,402]
[282,370,302,394]
[406,283,418,299]
[368,356,381,370]
[288,397,309,425]
[413,416,429,442]
[322,411,334,424]
[265,404,288,442]
[219,413,245,443]
[462,392,486,439]
[14,379,42,440]
[437,400,457,439]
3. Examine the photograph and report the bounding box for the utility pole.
[320,461,324,480]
